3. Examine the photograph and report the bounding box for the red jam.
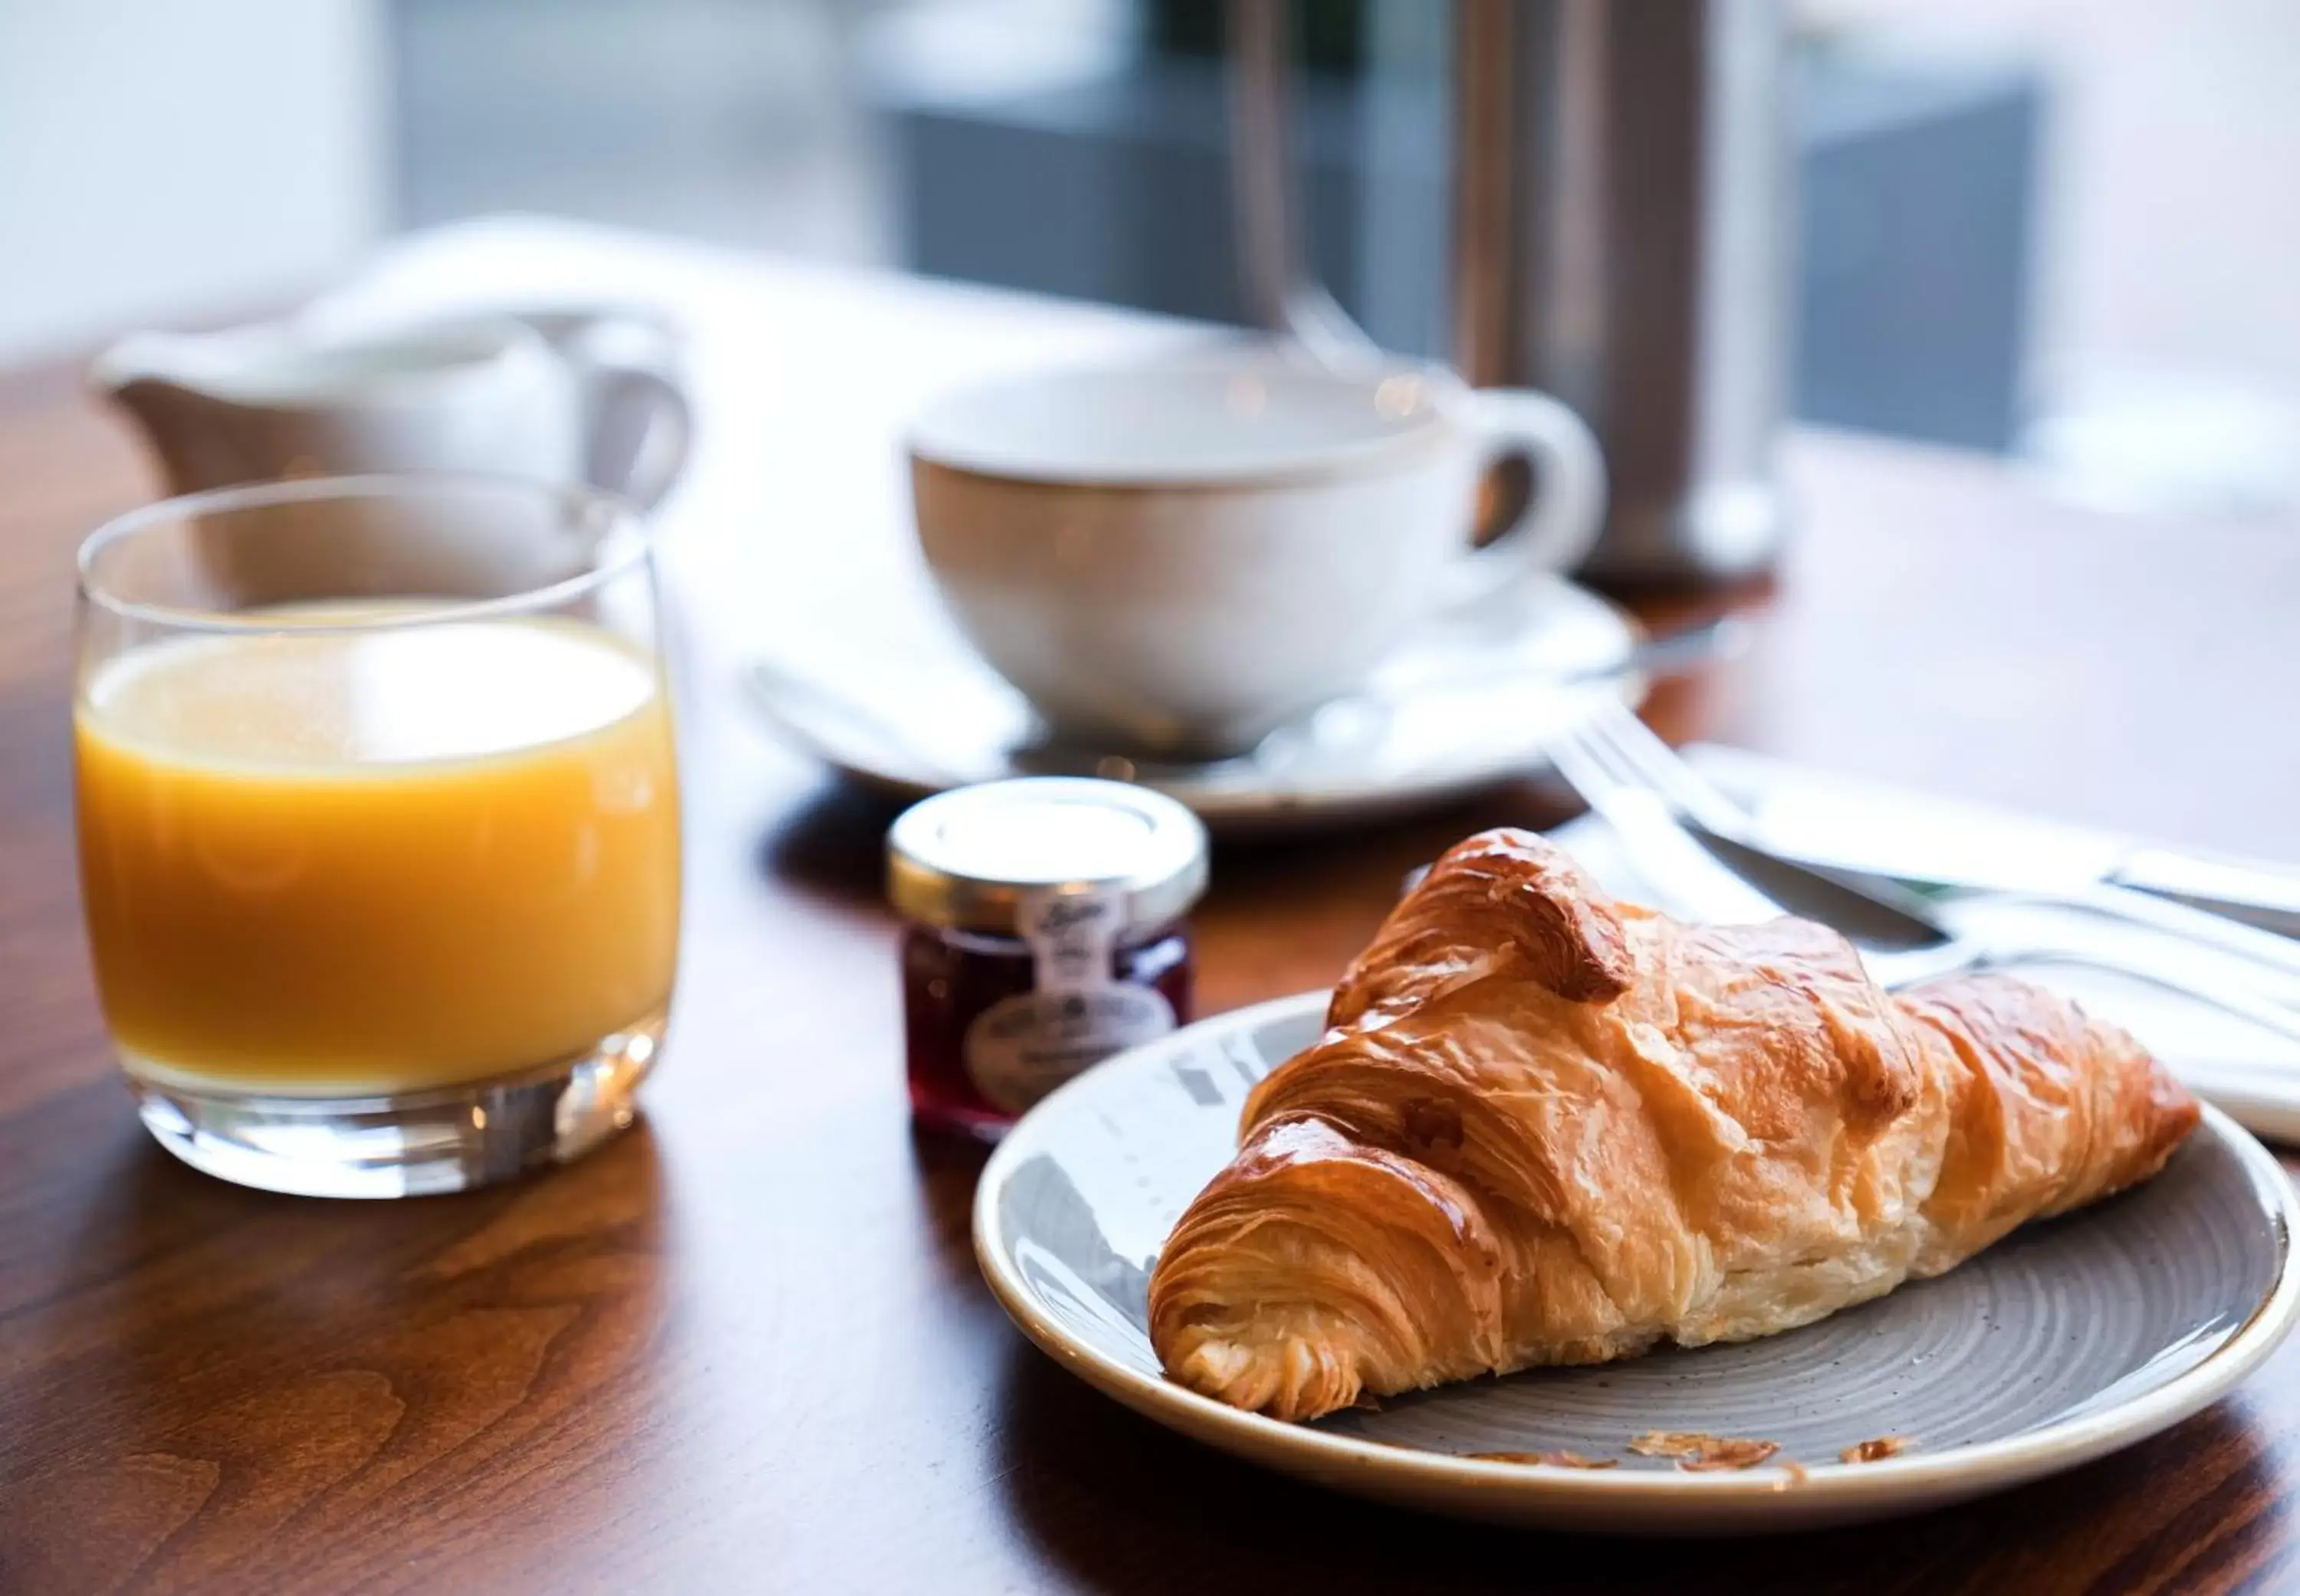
[886,778,1209,1141]
[902,921,1194,1139]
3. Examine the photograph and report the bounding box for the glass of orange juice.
[74,475,681,1197]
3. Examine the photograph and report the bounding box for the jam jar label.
[962,886,1177,1115]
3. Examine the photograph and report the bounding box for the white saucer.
[741,573,1644,834]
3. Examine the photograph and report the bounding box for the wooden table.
[5,222,2300,1594]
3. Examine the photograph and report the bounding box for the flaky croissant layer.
[1148,829,2198,1421]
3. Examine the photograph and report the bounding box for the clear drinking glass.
[73,475,681,1197]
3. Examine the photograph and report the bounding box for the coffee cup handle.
[1450,388,1607,601]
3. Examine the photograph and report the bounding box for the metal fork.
[1546,714,2002,984]
[1546,705,2300,1140]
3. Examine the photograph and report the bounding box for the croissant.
[1148,829,2199,1421]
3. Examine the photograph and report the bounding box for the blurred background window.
[6,0,2296,510]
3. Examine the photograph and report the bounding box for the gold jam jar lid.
[886,777,1209,939]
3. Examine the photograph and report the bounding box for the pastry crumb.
[1629,1430,1780,1471]
[1681,1440,1780,1473]
[1840,1436,1911,1464]
[1774,1460,1809,1489]
[1628,1430,1710,1458]
[1467,1450,1617,1470]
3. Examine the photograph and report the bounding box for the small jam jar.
[889,777,1208,1139]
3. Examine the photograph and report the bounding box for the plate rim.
[973,990,2300,1518]
[741,658,1637,819]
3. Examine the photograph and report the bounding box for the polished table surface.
[5,222,2300,1594]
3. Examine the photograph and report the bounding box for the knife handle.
[2113,846,2300,941]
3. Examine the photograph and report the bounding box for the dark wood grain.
[6,241,2300,1594]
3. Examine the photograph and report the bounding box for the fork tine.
[1583,702,1746,832]
[1573,708,1681,802]
[1595,701,1706,789]
[1581,704,1709,807]
[1549,717,1650,806]
[1546,718,1783,923]
[1543,721,1625,809]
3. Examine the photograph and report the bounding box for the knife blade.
[1691,744,2300,942]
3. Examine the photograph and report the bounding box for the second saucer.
[743,570,1646,836]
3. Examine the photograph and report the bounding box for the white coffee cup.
[909,345,1605,756]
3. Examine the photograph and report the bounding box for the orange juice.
[74,616,680,1096]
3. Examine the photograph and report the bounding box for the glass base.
[126,1016,662,1198]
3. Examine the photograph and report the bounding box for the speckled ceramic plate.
[974,993,2300,1533]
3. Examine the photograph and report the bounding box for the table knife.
[1691,744,2300,942]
